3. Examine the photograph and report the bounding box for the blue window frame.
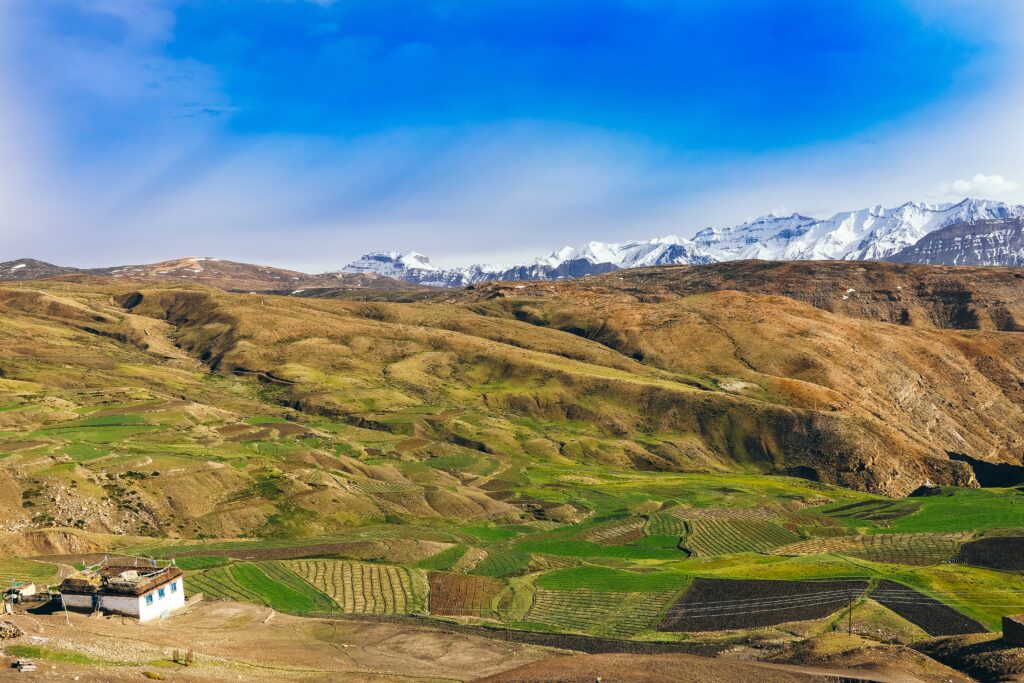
[158,587,166,599]
[145,594,154,605]
[170,581,177,593]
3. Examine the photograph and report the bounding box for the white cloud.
[935,174,1021,200]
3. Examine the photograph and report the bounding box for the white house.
[4,581,37,603]
[59,564,185,622]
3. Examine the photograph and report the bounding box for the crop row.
[871,580,986,636]
[669,507,778,522]
[682,519,800,556]
[660,578,869,632]
[586,518,646,545]
[772,533,969,566]
[187,566,265,603]
[427,571,504,618]
[824,500,920,524]
[287,559,426,614]
[952,536,1024,571]
[525,589,675,638]
[473,549,531,577]
[188,562,335,613]
[644,513,686,537]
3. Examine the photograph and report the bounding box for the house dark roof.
[59,565,182,597]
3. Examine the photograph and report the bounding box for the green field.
[0,558,59,587]
[682,518,802,556]
[188,562,336,613]
[520,589,677,638]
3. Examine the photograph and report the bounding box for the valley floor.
[0,602,973,683]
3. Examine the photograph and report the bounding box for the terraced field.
[671,507,779,522]
[682,519,801,556]
[823,500,921,525]
[871,580,987,636]
[644,512,687,537]
[188,566,265,603]
[0,557,59,587]
[427,571,505,618]
[772,533,970,565]
[585,518,646,545]
[660,578,869,632]
[189,562,337,613]
[287,559,427,614]
[523,589,676,638]
[417,544,469,571]
[473,549,531,577]
[952,536,1024,571]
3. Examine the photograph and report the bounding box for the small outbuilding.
[59,564,185,622]
[3,582,37,603]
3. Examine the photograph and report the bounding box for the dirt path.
[477,652,959,683]
[0,602,556,681]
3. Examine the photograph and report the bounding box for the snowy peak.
[343,251,439,276]
[340,198,1024,287]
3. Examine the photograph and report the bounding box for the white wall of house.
[61,577,186,622]
[60,593,95,611]
[98,593,143,618]
[133,577,186,622]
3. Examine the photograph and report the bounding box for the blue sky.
[1,0,1023,269]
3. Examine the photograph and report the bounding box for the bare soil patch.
[660,578,868,632]
[428,571,504,618]
[952,536,1024,571]
[871,580,987,637]
[0,440,49,451]
[476,652,876,683]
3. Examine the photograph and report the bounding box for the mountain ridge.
[888,217,1024,267]
[0,256,414,291]
[342,198,1024,286]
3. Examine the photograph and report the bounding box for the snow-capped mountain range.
[341,198,1024,287]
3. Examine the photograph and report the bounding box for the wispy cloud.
[935,174,1021,201]
[2,1,1024,271]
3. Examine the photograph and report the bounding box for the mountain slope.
[2,260,1023,541]
[0,256,414,291]
[0,258,80,280]
[888,218,1024,267]
[342,199,1024,286]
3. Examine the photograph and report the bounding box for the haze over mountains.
[0,256,411,291]
[343,198,1024,286]
[5,198,1024,291]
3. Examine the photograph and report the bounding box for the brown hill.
[0,258,1022,542]
[0,256,413,292]
[511,260,1024,331]
[115,262,1024,495]
[0,258,80,280]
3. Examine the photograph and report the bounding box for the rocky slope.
[888,218,1024,266]
[566,260,1024,332]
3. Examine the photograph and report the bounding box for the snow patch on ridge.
[340,198,1024,287]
